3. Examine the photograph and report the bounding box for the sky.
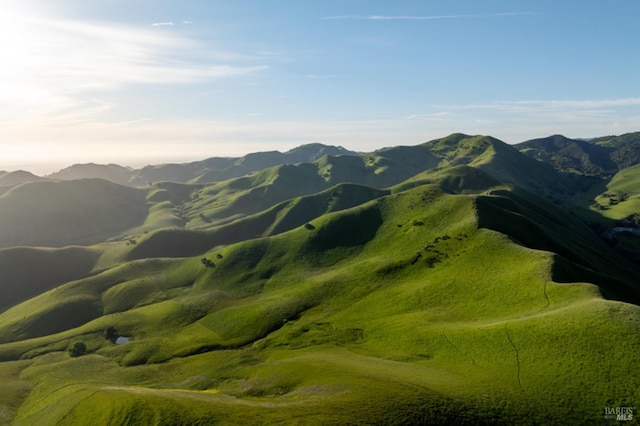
[1,0,639,174]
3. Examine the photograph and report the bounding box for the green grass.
[592,164,640,220]
[0,360,31,425]
[1,145,640,423]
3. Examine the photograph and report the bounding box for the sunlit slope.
[127,183,389,259]
[392,164,501,194]
[592,163,640,220]
[187,149,439,225]
[421,134,582,204]
[0,184,638,424]
[0,179,148,247]
[131,143,358,186]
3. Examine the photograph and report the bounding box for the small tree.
[69,341,87,357]
[104,326,119,343]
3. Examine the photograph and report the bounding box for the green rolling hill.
[0,133,639,424]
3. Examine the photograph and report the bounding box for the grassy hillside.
[0,179,639,424]
[0,179,148,248]
[591,164,640,220]
[130,143,358,186]
[127,183,389,259]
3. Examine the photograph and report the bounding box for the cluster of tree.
[201,258,215,268]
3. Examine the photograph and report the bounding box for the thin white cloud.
[323,12,535,21]
[406,112,450,120]
[182,21,193,25]
[0,10,268,124]
[436,98,640,113]
[152,22,175,27]
[305,74,338,79]
[417,97,640,142]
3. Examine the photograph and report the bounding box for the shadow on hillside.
[475,190,640,305]
[305,206,383,252]
[0,247,100,313]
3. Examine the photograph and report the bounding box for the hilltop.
[0,132,639,424]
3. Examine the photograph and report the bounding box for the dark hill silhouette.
[0,179,148,247]
[591,131,640,170]
[516,135,616,176]
[0,170,48,187]
[0,246,99,312]
[48,163,133,185]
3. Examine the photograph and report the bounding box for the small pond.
[115,336,130,345]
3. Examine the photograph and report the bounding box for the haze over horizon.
[2,0,639,174]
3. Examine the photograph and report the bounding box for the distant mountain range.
[1,132,637,188]
[35,143,358,187]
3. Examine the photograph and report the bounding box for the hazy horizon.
[0,130,623,176]
[2,0,639,172]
